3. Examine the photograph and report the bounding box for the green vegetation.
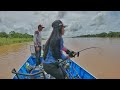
[0,38,33,46]
[0,31,33,46]
[75,31,120,38]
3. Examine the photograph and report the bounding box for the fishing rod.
[58,46,100,64]
[76,47,100,57]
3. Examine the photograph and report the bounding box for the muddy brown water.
[0,38,120,79]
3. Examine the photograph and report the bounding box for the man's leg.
[35,46,41,66]
[38,46,42,64]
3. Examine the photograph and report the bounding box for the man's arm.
[33,34,38,47]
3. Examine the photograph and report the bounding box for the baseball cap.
[52,20,67,28]
[38,24,45,28]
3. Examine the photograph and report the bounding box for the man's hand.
[36,47,40,51]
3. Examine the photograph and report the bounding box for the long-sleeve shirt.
[33,30,42,47]
[43,37,67,64]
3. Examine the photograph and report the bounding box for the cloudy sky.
[0,11,120,38]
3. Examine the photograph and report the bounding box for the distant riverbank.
[0,31,47,46]
[72,31,120,38]
[0,38,33,46]
[0,31,34,46]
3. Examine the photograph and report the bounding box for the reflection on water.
[0,38,120,79]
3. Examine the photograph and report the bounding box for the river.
[0,38,120,79]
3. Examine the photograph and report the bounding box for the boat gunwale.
[69,59,97,79]
[12,56,31,79]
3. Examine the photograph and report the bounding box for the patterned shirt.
[33,30,42,47]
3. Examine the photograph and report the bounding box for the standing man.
[33,24,45,66]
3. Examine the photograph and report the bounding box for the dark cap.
[52,20,67,28]
[38,24,45,29]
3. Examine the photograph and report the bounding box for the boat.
[11,45,96,79]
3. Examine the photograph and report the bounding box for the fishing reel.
[66,49,79,58]
[68,51,80,58]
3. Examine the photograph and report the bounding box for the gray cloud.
[0,11,120,38]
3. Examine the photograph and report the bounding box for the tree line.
[0,31,33,38]
[78,31,120,38]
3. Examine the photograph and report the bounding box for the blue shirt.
[43,38,67,64]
